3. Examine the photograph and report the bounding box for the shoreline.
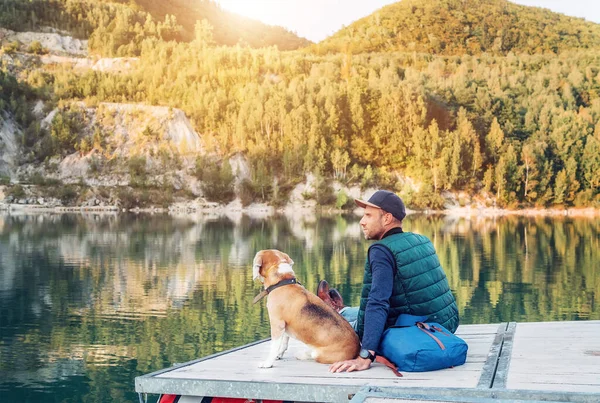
[2,202,600,218]
[421,205,600,218]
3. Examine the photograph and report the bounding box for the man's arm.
[361,244,394,352]
[329,245,395,373]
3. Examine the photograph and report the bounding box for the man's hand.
[329,356,371,373]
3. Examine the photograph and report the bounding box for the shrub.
[347,163,362,184]
[336,189,355,210]
[361,165,375,190]
[28,173,46,185]
[399,183,415,208]
[7,184,25,199]
[336,189,348,209]
[0,175,10,186]
[271,179,296,207]
[159,147,180,170]
[410,185,446,210]
[77,137,92,155]
[40,184,81,205]
[142,125,159,140]
[116,187,173,209]
[128,156,147,187]
[374,167,397,190]
[91,126,107,152]
[28,41,46,55]
[23,121,42,148]
[50,106,83,154]
[239,178,256,207]
[34,136,56,161]
[315,179,336,205]
[301,190,314,200]
[89,155,103,174]
[194,155,211,179]
[116,187,138,210]
[573,190,600,208]
[202,162,235,203]
[56,186,79,205]
[2,41,20,54]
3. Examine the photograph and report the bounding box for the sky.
[216,0,600,43]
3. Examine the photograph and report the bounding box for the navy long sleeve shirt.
[360,227,403,352]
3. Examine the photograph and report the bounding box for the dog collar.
[253,278,300,304]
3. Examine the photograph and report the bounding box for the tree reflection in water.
[0,212,598,402]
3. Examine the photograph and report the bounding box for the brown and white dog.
[252,249,360,368]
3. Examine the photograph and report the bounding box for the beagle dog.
[252,249,360,368]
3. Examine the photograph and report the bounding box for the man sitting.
[318,190,459,373]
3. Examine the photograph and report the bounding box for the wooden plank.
[477,322,508,389]
[506,320,600,393]
[157,337,487,385]
[135,321,600,402]
[491,321,516,389]
[350,386,600,403]
[135,323,498,402]
[455,324,501,333]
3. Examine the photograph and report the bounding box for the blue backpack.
[378,314,468,372]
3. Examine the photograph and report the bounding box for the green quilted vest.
[356,232,459,341]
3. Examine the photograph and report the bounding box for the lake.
[0,212,598,402]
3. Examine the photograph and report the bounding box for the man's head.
[354,190,406,240]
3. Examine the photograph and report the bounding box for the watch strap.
[360,348,376,362]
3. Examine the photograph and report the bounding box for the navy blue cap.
[355,190,406,221]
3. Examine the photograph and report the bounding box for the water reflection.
[0,212,598,402]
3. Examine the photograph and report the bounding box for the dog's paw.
[295,349,314,361]
[258,361,274,368]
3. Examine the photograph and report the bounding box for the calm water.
[0,212,598,402]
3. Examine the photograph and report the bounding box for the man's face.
[359,206,386,240]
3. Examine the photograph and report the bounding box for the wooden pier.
[135,320,600,402]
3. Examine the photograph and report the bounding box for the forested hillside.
[1,0,600,210]
[121,0,310,50]
[315,0,600,55]
[0,0,308,55]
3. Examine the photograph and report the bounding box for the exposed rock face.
[38,56,139,73]
[58,153,92,179]
[92,57,139,73]
[89,103,204,156]
[229,154,250,188]
[36,102,204,184]
[0,114,20,179]
[39,54,93,68]
[0,28,88,56]
[32,100,46,119]
[161,107,204,154]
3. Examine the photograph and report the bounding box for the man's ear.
[383,211,395,225]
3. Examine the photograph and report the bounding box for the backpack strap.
[417,322,446,350]
[375,355,403,377]
[431,325,451,336]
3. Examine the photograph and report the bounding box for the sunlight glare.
[217,0,287,28]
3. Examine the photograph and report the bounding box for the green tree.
[486,117,504,164]
[331,149,350,180]
[581,133,600,193]
[495,143,520,205]
[50,106,83,154]
[194,19,215,48]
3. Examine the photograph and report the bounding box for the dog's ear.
[252,251,265,282]
[282,252,294,266]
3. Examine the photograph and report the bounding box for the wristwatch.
[359,348,376,362]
